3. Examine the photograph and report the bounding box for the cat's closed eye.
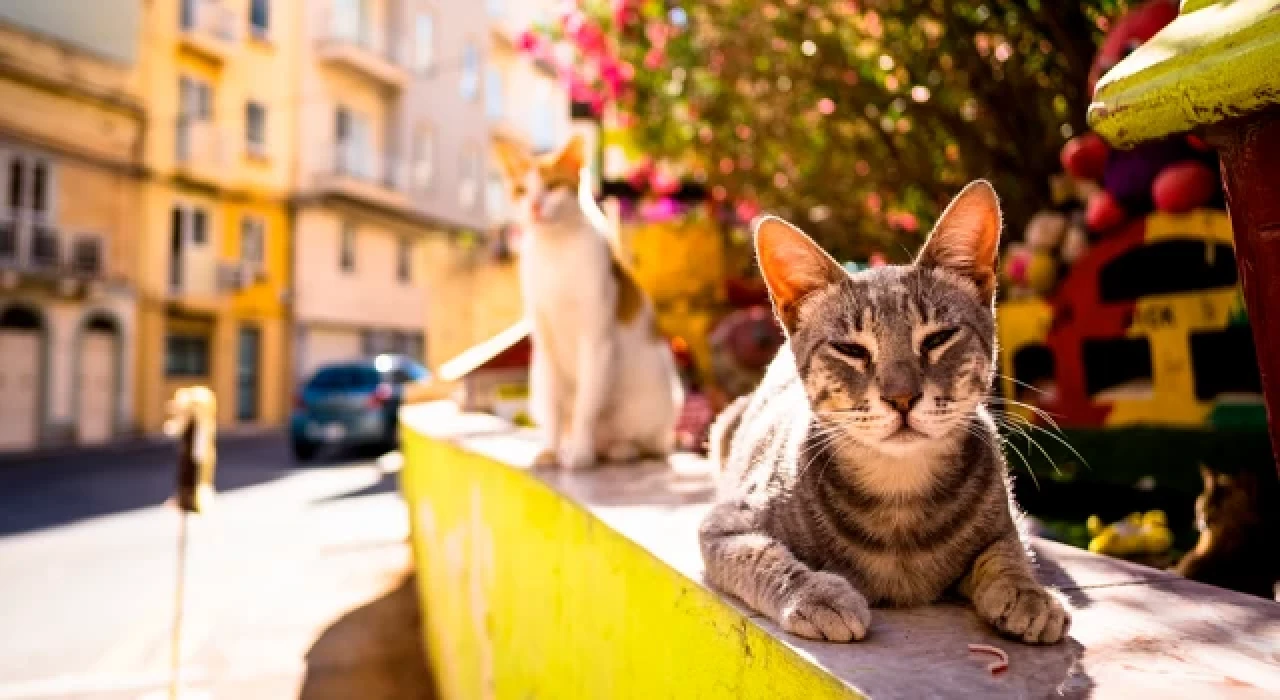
[921,327,958,353]
[830,341,870,362]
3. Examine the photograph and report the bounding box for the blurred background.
[0,0,1275,696]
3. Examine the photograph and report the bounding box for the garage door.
[302,328,361,379]
[0,331,40,451]
[77,331,115,445]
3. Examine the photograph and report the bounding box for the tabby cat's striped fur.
[699,181,1070,644]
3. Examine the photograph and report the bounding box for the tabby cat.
[700,181,1071,644]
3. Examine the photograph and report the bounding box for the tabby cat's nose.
[882,392,922,414]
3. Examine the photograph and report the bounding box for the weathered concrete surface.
[402,402,1280,699]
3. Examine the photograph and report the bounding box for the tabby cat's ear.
[547,134,585,177]
[755,216,846,333]
[916,180,1002,303]
[491,139,531,183]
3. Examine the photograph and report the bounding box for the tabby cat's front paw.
[974,579,1071,644]
[778,571,872,642]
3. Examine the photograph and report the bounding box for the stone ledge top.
[403,402,1280,698]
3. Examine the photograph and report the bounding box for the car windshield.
[306,365,380,391]
[386,360,430,384]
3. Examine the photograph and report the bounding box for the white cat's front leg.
[529,333,562,468]
[561,331,614,470]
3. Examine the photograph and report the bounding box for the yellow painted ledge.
[1088,0,1280,147]
[399,403,1280,699]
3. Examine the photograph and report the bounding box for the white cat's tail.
[709,395,751,473]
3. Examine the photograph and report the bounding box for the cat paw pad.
[779,571,872,642]
[977,580,1071,644]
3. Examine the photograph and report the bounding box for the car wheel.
[292,438,318,462]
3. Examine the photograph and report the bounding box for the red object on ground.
[1085,190,1128,233]
[1152,160,1218,213]
[1061,133,1110,181]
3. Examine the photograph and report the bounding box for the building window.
[4,155,54,220]
[246,101,267,157]
[241,215,265,266]
[170,204,209,291]
[414,13,434,73]
[166,333,211,377]
[397,237,412,283]
[335,106,373,180]
[180,75,213,120]
[191,208,208,244]
[485,166,506,222]
[412,127,434,192]
[459,147,481,209]
[532,79,555,152]
[340,221,356,272]
[250,0,270,35]
[460,42,480,100]
[485,66,504,122]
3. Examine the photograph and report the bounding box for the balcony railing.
[0,218,100,279]
[315,7,407,88]
[180,0,238,57]
[321,140,409,192]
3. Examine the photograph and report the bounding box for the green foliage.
[535,0,1131,261]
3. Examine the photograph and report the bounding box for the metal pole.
[169,509,189,700]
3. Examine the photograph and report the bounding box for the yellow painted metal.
[400,426,861,700]
[1088,0,1280,148]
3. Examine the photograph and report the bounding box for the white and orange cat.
[494,135,682,469]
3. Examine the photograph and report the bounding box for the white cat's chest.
[521,226,616,374]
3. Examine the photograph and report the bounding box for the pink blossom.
[516,30,540,53]
[572,19,605,56]
[818,98,836,115]
[640,197,679,222]
[645,22,669,49]
[568,75,596,103]
[650,169,680,195]
[734,199,761,222]
[643,47,665,70]
[869,252,887,267]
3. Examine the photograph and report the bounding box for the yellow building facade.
[134,0,296,432]
[0,12,146,451]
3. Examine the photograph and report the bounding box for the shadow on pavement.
[0,434,296,537]
[299,572,436,700]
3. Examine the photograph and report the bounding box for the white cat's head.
[493,135,585,228]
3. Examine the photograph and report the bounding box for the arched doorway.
[76,312,121,445]
[0,305,45,451]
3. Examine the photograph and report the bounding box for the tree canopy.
[527,0,1130,261]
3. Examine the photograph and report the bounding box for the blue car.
[289,354,431,461]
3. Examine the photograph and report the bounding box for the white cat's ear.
[755,215,846,332]
[491,139,531,183]
[916,180,1002,302]
[548,134,585,176]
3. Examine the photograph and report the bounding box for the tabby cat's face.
[793,265,996,455]
[755,181,1003,457]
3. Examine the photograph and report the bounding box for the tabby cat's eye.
[922,327,958,352]
[830,341,870,362]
